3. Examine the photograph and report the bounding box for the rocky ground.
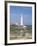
[10,25,32,40]
[10,32,32,40]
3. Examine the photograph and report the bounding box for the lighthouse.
[21,14,23,25]
[20,14,26,27]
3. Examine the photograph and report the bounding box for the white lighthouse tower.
[21,14,23,25]
[20,14,26,27]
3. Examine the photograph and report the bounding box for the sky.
[10,6,32,25]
